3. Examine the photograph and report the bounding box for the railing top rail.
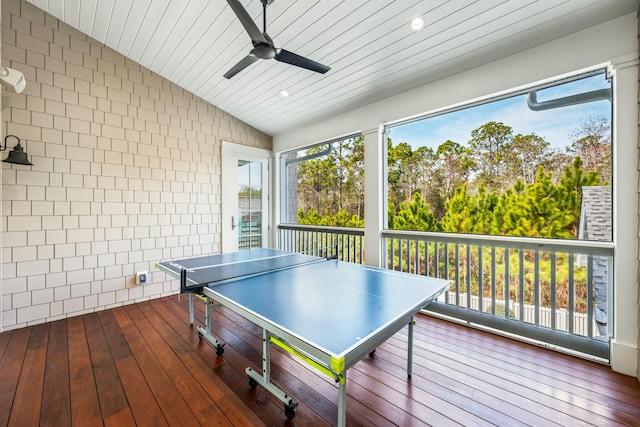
[381,229,614,256]
[278,223,364,236]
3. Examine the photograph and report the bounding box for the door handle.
[231,216,237,229]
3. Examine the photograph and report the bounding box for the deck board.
[0,295,638,426]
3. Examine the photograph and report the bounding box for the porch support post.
[363,127,383,268]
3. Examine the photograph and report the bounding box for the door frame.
[221,141,272,252]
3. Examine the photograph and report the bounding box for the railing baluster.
[519,249,525,321]
[587,254,594,339]
[455,243,460,307]
[505,248,510,319]
[478,246,483,313]
[534,250,540,326]
[466,244,471,310]
[491,247,496,315]
[568,253,575,334]
[550,252,556,330]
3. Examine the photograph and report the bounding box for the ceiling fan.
[224,0,331,79]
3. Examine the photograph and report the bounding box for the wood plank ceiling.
[25,0,638,136]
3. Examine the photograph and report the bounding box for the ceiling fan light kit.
[224,0,330,79]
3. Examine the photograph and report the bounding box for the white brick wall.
[0,0,272,330]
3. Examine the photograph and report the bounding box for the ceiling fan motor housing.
[252,44,276,59]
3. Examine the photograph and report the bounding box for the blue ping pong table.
[156,248,450,426]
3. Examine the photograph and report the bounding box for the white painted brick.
[7,216,41,231]
[2,277,27,294]
[84,255,97,269]
[67,229,93,243]
[67,188,93,201]
[63,256,84,271]
[50,301,63,317]
[76,242,91,256]
[38,244,54,259]
[28,186,46,201]
[32,288,54,305]
[70,202,91,215]
[17,260,50,277]
[102,277,124,293]
[63,173,84,188]
[63,297,84,314]
[109,240,131,253]
[27,274,46,291]
[13,246,37,262]
[17,303,50,323]
[32,201,54,215]
[71,282,90,298]
[54,286,70,300]
[3,231,27,247]
[46,187,66,201]
[84,294,98,309]
[115,252,129,265]
[62,216,78,229]
[105,265,122,279]
[13,292,32,309]
[12,201,31,215]
[66,268,93,285]
[99,292,117,307]
[2,310,17,328]
[79,216,97,229]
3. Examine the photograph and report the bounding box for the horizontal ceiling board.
[77,0,97,36]
[141,1,212,69]
[23,0,638,136]
[125,0,171,62]
[116,0,152,55]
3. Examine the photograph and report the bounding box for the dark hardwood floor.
[1,295,639,426]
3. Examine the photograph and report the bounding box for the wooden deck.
[1,295,639,426]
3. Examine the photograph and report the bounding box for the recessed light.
[411,17,424,31]
[280,89,289,97]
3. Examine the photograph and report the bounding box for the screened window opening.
[385,69,612,241]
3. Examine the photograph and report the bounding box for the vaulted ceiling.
[26,0,638,136]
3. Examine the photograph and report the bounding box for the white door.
[221,141,270,252]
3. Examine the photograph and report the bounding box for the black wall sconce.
[1,135,33,165]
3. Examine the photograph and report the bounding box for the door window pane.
[238,160,263,250]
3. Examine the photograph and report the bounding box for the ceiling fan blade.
[224,55,260,79]
[275,49,330,74]
[226,0,268,44]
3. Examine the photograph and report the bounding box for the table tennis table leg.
[246,329,298,419]
[188,293,194,325]
[407,316,414,378]
[196,296,226,356]
[337,378,347,427]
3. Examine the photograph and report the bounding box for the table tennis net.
[177,252,325,293]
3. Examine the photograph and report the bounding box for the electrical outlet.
[136,271,148,285]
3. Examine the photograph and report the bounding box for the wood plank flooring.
[1,295,639,426]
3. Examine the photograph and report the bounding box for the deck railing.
[276,224,613,360]
[382,229,614,360]
[277,224,364,264]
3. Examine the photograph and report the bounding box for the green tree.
[568,116,611,183]
[508,167,574,238]
[557,156,601,236]
[504,133,551,184]
[393,192,439,231]
[468,121,513,191]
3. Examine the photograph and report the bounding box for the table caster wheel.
[284,401,298,419]
[215,344,225,356]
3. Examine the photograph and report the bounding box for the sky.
[388,72,612,152]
